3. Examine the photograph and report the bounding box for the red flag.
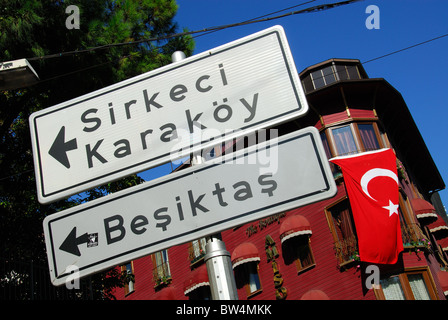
[330,148,403,264]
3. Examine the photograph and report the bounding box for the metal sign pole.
[171,51,238,300]
[204,234,239,300]
[190,154,238,300]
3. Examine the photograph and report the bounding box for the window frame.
[325,122,385,157]
[398,191,429,251]
[325,197,359,267]
[121,261,135,296]
[328,123,360,157]
[151,249,172,288]
[357,123,382,152]
[304,63,362,92]
[282,236,316,274]
[189,238,207,266]
[295,237,315,273]
[234,261,263,298]
[346,64,361,80]
[310,69,326,89]
[374,267,438,300]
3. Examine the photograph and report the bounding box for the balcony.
[402,223,431,253]
[333,223,430,268]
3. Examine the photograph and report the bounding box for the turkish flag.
[330,148,403,264]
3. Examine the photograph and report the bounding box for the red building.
[113,58,448,300]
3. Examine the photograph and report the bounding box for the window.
[295,237,315,272]
[398,193,428,249]
[301,63,363,93]
[247,264,261,293]
[347,65,361,80]
[331,125,358,156]
[378,124,391,149]
[189,238,207,265]
[282,236,315,273]
[408,274,431,300]
[301,74,314,93]
[335,64,361,80]
[121,262,135,295]
[335,64,349,80]
[325,198,359,265]
[152,250,171,287]
[380,276,405,300]
[376,268,437,300]
[322,66,336,85]
[320,131,331,159]
[234,262,262,297]
[358,124,380,151]
[311,70,325,89]
[326,122,383,157]
[320,131,342,179]
[310,66,337,90]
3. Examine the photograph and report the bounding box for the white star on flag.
[383,200,399,217]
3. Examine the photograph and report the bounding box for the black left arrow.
[59,227,89,257]
[48,126,78,169]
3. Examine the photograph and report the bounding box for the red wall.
[113,183,379,300]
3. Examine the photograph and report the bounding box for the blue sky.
[144,0,447,210]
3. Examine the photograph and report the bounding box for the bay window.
[323,122,385,158]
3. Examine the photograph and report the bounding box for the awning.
[231,242,260,269]
[300,289,330,300]
[183,264,209,295]
[411,198,438,223]
[437,271,448,296]
[428,216,448,238]
[437,237,448,252]
[279,214,312,243]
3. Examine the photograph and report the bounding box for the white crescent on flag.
[360,168,398,201]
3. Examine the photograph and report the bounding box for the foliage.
[0,0,194,299]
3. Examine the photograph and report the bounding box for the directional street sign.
[29,25,308,204]
[43,127,336,286]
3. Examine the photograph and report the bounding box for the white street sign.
[29,25,308,204]
[43,127,336,286]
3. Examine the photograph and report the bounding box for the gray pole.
[204,235,239,300]
[171,51,238,300]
